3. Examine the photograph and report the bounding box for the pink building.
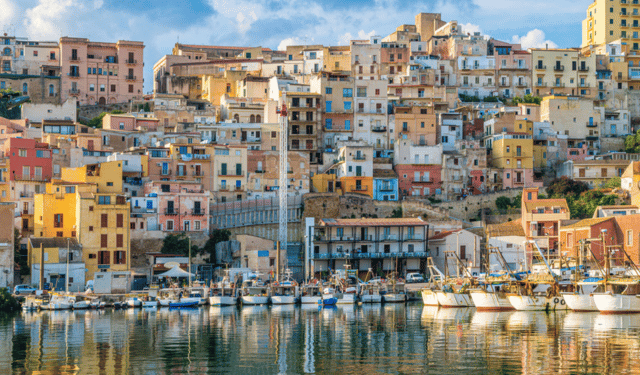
[103,114,160,131]
[567,143,588,161]
[395,164,442,197]
[144,181,209,233]
[59,37,144,106]
[4,138,52,182]
[500,169,543,189]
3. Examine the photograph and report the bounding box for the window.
[628,230,633,246]
[89,84,95,92]
[18,149,27,157]
[342,88,353,97]
[116,214,123,228]
[114,251,126,264]
[98,250,110,264]
[116,234,123,248]
[166,220,174,231]
[326,87,332,94]
[101,234,108,248]
[130,222,136,230]
[98,196,111,205]
[54,214,63,228]
[101,214,108,227]
[129,85,133,93]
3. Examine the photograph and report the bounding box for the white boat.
[209,273,238,306]
[300,283,323,304]
[41,295,73,310]
[421,289,439,306]
[435,289,474,307]
[127,297,142,308]
[240,278,270,305]
[383,276,406,303]
[158,288,180,307]
[89,299,106,309]
[507,293,568,311]
[271,281,298,305]
[360,283,383,303]
[142,300,158,308]
[181,286,209,306]
[469,283,513,311]
[72,297,91,310]
[561,278,603,312]
[337,287,358,304]
[593,281,640,313]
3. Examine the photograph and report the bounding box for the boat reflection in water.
[6,303,640,374]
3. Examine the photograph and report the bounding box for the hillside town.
[2,7,640,295]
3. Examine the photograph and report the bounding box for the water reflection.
[3,305,640,373]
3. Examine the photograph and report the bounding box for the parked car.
[406,273,425,283]
[14,285,36,295]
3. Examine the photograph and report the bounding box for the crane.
[276,94,288,281]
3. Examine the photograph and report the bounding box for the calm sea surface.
[2,303,640,374]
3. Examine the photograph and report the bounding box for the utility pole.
[39,243,44,291]
[188,236,192,287]
[66,238,70,293]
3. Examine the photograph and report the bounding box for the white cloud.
[278,37,303,51]
[512,29,558,50]
[460,22,482,35]
[0,0,16,25]
[337,32,353,46]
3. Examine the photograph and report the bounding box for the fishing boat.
[506,241,569,311]
[271,270,299,305]
[89,298,106,309]
[320,287,338,305]
[332,266,360,304]
[71,296,91,310]
[181,285,209,306]
[383,273,406,303]
[592,244,640,313]
[209,273,238,306]
[299,282,323,304]
[240,276,270,305]
[559,239,602,312]
[169,301,199,308]
[41,294,73,310]
[158,288,180,307]
[435,252,475,307]
[360,269,383,303]
[469,249,516,311]
[142,298,158,308]
[421,258,444,306]
[127,296,142,308]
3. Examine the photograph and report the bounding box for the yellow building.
[323,46,351,72]
[530,49,596,99]
[336,143,374,198]
[201,70,252,106]
[61,160,123,194]
[540,95,600,140]
[491,133,534,170]
[533,144,547,169]
[622,161,640,207]
[583,0,640,49]
[312,173,340,194]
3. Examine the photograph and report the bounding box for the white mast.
[277,94,288,280]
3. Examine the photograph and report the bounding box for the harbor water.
[3,303,640,374]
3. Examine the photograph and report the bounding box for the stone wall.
[600,137,626,153]
[77,101,147,122]
[129,231,210,269]
[432,188,524,221]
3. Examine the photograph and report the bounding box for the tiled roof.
[319,218,426,227]
[429,229,462,241]
[524,199,569,211]
[486,219,525,238]
[179,44,272,52]
[560,217,613,230]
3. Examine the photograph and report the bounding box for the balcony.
[192,171,205,176]
[218,171,244,177]
[125,75,136,81]
[19,192,34,198]
[535,65,546,70]
[353,155,366,161]
[191,209,205,216]
[70,56,80,61]
[164,209,179,216]
[175,173,188,179]
[413,179,432,184]
[126,59,137,64]
[499,82,510,87]
[349,185,369,192]
[234,185,244,192]
[68,88,80,95]
[578,66,589,72]
[160,169,172,176]
[553,65,564,72]
[379,185,395,192]
[66,73,80,78]
[586,122,598,128]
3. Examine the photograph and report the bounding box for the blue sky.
[0,0,588,93]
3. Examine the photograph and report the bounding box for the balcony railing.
[69,89,80,95]
[126,59,137,64]
[353,155,366,161]
[160,169,172,176]
[70,56,80,61]
[350,185,369,192]
[535,65,546,70]
[413,179,432,183]
[192,171,205,176]
[218,171,244,177]
[586,122,598,128]
[164,209,179,216]
[191,209,205,216]
[553,65,564,72]
[67,73,80,77]
[379,186,395,192]
[125,75,136,80]
[578,66,589,72]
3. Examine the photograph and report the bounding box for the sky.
[0,0,589,93]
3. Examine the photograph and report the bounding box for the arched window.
[256,115,261,123]
[249,115,255,123]
[22,83,28,94]
[233,114,239,123]
[2,48,10,56]
[48,84,54,97]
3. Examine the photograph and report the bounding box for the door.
[167,201,174,214]
[98,97,106,105]
[326,101,332,112]
[87,140,94,150]
[194,201,201,214]
[221,163,227,175]
[184,221,190,231]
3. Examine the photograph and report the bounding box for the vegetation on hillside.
[545,177,620,219]
[161,229,231,264]
[81,109,126,128]
[0,88,26,120]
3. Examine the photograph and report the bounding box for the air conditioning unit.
[156,163,162,167]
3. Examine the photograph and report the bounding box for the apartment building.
[530,49,596,98]
[521,188,571,255]
[336,143,374,198]
[352,79,389,155]
[284,92,322,165]
[59,37,144,105]
[493,43,531,98]
[394,104,438,147]
[312,218,430,278]
[143,181,209,233]
[582,0,640,49]
[350,37,382,80]
[309,72,354,153]
[394,142,443,197]
[560,159,628,187]
[490,132,541,189]
[457,55,496,99]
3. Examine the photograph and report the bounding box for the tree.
[625,130,640,153]
[161,233,198,256]
[603,176,621,190]
[389,207,403,218]
[495,196,512,211]
[0,89,26,120]
[546,177,589,199]
[201,229,231,263]
[14,229,28,277]
[143,102,151,112]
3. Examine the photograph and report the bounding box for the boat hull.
[383,293,406,303]
[169,301,199,308]
[507,294,568,311]
[421,290,439,306]
[336,293,357,304]
[321,297,338,305]
[158,299,177,307]
[142,301,158,308]
[127,299,142,308]
[271,296,296,305]
[300,296,322,304]
[593,293,640,313]
[470,291,513,311]
[562,292,598,312]
[361,294,382,303]
[73,301,90,310]
[241,296,269,305]
[435,291,473,307]
[209,296,237,306]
